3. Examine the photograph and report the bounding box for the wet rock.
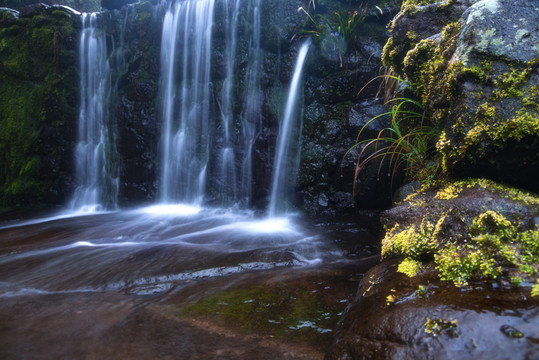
[19,3,50,18]
[348,98,386,136]
[328,260,539,360]
[382,0,479,72]
[392,181,420,204]
[102,0,138,11]
[260,0,304,54]
[455,0,538,64]
[381,178,539,249]
[328,178,539,359]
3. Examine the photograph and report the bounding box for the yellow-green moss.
[437,60,539,170]
[404,178,539,207]
[532,280,539,297]
[436,212,538,286]
[434,183,461,200]
[381,220,438,260]
[388,180,539,285]
[424,317,458,337]
[397,257,423,277]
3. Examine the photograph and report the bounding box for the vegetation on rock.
[0,7,78,208]
[382,179,539,288]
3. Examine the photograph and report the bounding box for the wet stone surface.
[0,208,381,359]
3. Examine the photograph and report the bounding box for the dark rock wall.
[107,0,161,205]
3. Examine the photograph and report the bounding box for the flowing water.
[268,40,311,216]
[0,206,380,359]
[159,0,266,208]
[0,207,333,297]
[70,13,118,212]
[159,0,215,204]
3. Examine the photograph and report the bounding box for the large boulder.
[328,259,539,359]
[384,0,539,191]
[328,178,539,359]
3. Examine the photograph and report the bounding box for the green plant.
[345,75,440,198]
[333,4,368,45]
[295,2,371,66]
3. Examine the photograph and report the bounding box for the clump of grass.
[345,75,440,200]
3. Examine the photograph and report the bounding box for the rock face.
[327,1,539,356]
[298,0,404,214]
[104,0,404,210]
[328,179,539,359]
[437,0,539,191]
[106,1,162,205]
[0,5,79,207]
[385,0,539,192]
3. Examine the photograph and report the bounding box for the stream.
[0,207,380,359]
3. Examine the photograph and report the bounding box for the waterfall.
[159,0,263,208]
[268,40,311,216]
[217,0,263,207]
[159,0,215,204]
[70,13,118,212]
[239,0,262,208]
[217,0,240,206]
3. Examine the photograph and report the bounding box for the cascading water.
[70,13,118,212]
[217,0,240,205]
[268,40,311,216]
[239,0,262,208]
[159,0,215,204]
[159,0,263,208]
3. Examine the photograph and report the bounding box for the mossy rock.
[381,178,539,288]
[0,6,78,207]
[384,0,539,192]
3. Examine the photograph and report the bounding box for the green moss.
[436,212,538,286]
[405,178,539,207]
[389,180,539,285]
[397,257,423,277]
[417,284,426,297]
[381,218,441,260]
[532,280,539,297]
[402,21,464,125]
[386,291,398,305]
[0,9,77,206]
[402,0,444,6]
[437,60,539,172]
[424,317,458,337]
[434,183,460,200]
